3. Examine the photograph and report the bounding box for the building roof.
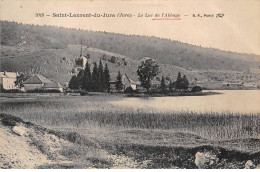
[0,72,17,78]
[128,78,140,85]
[24,74,52,84]
[0,73,6,78]
[43,81,63,88]
[109,73,119,82]
[109,73,139,85]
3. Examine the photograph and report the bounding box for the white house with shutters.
[0,72,18,90]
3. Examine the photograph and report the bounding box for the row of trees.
[160,72,189,91]
[69,60,110,92]
[69,58,190,93]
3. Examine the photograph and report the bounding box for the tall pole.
[80,44,82,56]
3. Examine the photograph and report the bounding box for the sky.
[1,0,260,55]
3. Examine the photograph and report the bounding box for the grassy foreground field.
[1,93,260,168]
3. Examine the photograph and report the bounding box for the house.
[221,81,244,89]
[42,81,64,92]
[109,73,140,91]
[24,74,63,92]
[0,71,18,90]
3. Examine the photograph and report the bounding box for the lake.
[110,90,260,114]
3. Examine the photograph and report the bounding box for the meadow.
[1,94,259,143]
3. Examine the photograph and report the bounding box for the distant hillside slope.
[0,43,214,87]
[1,21,259,89]
[1,21,259,71]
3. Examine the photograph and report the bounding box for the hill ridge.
[1,21,259,89]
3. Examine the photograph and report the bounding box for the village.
[0,47,202,94]
[1,49,260,94]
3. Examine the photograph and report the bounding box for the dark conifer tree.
[91,62,99,91]
[82,62,92,91]
[68,75,79,90]
[181,75,189,90]
[98,60,104,91]
[175,71,182,90]
[103,63,110,92]
[169,79,173,91]
[160,76,166,91]
[76,69,84,89]
[115,71,123,91]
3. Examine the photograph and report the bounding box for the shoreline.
[125,91,221,98]
[0,91,222,98]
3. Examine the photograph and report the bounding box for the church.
[72,45,88,74]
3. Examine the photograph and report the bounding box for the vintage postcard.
[0,0,260,169]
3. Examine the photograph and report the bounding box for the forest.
[1,20,258,72]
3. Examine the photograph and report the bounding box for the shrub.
[0,113,24,126]
[124,86,134,93]
[0,89,24,93]
[80,91,89,96]
[27,89,61,93]
[191,86,202,92]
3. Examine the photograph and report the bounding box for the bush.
[27,89,61,93]
[0,113,24,126]
[80,91,89,96]
[158,89,169,94]
[124,86,138,93]
[0,89,24,93]
[191,86,202,92]
[64,89,77,93]
[124,86,133,93]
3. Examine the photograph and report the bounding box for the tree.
[91,62,99,91]
[137,59,159,92]
[15,73,30,89]
[115,71,123,91]
[98,60,104,91]
[82,62,92,91]
[160,76,166,91]
[76,69,84,89]
[110,56,116,63]
[103,63,110,92]
[175,71,182,90]
[68,75,79,90]
[169,79,174,91]
[181,75,189,90]
[86,54,90,59]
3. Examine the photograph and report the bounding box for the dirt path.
[0,123,51,168]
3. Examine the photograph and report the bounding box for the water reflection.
[110,90,260,114]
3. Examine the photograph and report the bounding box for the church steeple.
[72,45,88,74]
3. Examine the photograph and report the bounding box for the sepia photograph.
[0,0,260,169]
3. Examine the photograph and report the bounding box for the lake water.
[111,90,260,114]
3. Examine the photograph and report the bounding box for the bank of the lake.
[125,91,221,97]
